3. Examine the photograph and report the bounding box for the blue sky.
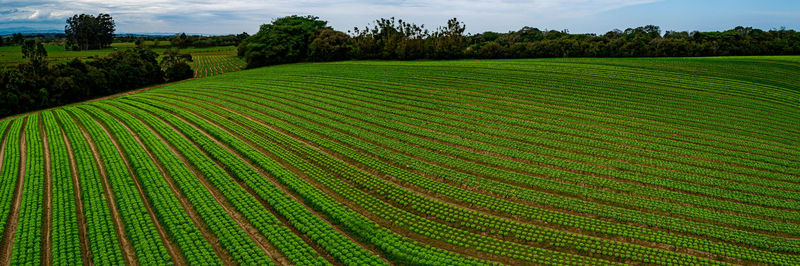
[0,0,798,35]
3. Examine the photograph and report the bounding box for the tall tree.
[65,13,115,50]
[238,15,328,68]
[21,39,48,75]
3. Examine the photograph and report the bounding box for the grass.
[0,56,797,265]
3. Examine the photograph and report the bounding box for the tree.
[160,48,194,81]
[431,18,467,59]
[0,36,4,46]
[238,15,328,68]
[309,29,352,61]
[171,33,191,48]
[22,39,48,75]
[65,13,115,50]
[13,33,24,44]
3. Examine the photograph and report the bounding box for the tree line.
[239,15,800,68]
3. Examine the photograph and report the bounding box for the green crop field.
[190,50,246,78]
[0,57,797,265]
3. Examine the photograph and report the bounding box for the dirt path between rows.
[110,103,288,265]
[59,123,93,265]
[82,110,186,266]
[0,117,27,264]
[71,113,137,265]
[99,106,234,264]
[40,117,53,265]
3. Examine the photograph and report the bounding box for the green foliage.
[309,29,352,62]
[0,48,164,117]
[21,40,48,71]
[161,48,194,82]
[238,15,328,68]
[65,13,115,50]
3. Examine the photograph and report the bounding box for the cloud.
[0,0,662,34]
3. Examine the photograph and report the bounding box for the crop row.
[0,120,18,247]
[116,99,382,265]
[89,102,276,265]
[103,101,328,265]
[282,74,798,183]
[41,111,82,265]
[141,92,738,265]
[191,55,245,78]
[149,88,798,264]
[77,105,222,264]
[214,82,800,226]
[168,86,797,253]
[65,107,172,264]
[309,73,799,177]
[53,109,125,265]
[123,97,497,265]
[10,114,46,265]
[279,65,799,161]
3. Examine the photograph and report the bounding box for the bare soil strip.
[59,122,93,265]
[110,103,288,265]
[83,111,186,265]
[100,106,234,264]
[40,116,53,265]
[70,113,137,265]
[0,117,27,264]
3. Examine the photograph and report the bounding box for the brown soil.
[40,116,53,265]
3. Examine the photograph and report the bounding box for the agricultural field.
[0,57,797,265]
[190,50,246,78]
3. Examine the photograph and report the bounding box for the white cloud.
[0,0,661,34]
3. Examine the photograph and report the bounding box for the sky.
[0,0,798,35]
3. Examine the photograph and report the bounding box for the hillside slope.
[0,57,798,265]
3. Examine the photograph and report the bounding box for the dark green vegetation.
[238,16,800,68]
[64,14,115,51]
[0,48,166,118]
[0,57,797,265]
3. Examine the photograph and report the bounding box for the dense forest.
[239,15,800,68]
